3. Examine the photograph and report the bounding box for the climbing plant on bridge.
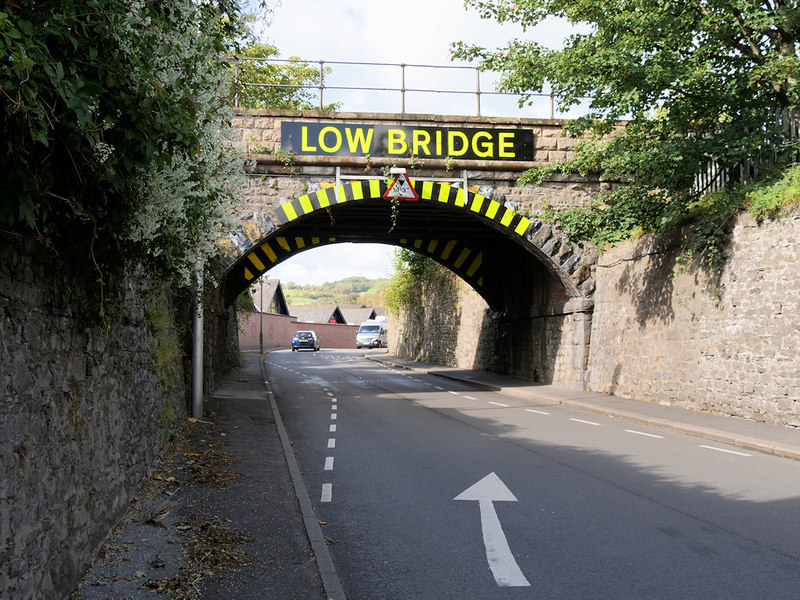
[454,0,799,258]
[233,42,341,111]
[385,248,453,316]
[0,0,249,286]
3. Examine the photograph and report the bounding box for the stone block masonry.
[0,235,237,599]
[587,212,800,427]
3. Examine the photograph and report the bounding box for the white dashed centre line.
[327,438,336,448]
[449,391,460,396]
[321,483,332,502]
[464,395,477,400]
[331,413,337,420]
[571,418,601,426]
[329,424,337,432]
[626,429,664,439]
[699,445,752,457]
[324,457,334,471]
[489,401,510,407]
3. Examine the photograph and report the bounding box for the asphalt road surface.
[266,349,800,600]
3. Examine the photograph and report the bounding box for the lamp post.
[192,265,204,420]
[259,276,264,354]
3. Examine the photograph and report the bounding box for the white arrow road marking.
[454,472,531,587]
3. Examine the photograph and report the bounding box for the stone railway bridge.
[224,109,606,386]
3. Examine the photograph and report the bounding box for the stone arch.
[222,178,596,310]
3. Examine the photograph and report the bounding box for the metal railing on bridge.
[694,109,800,194]
[232,57,593,120]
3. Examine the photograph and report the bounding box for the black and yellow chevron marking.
[398,238,484,288]
[276,179,388,225]
[230,179,531,302]
[240,235,337,283]
[276,179,532,238]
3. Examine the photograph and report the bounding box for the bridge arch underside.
[223,179,594,384]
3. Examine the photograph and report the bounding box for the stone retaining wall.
[389,211,800,427]
[0,235,238,599]
[389,271,587,386]
[587,212,800,427]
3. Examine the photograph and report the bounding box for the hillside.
[281,276,389,308]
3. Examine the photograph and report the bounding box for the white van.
[356,319,388,349]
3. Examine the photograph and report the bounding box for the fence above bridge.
[232,57,594,120]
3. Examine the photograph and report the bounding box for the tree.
[453,0,800,251]
[0,0,248,285]
[234,43,340,110]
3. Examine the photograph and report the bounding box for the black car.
[292,330,320,351]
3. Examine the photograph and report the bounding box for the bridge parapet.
[225,109,601,310]
[229,109,606,250]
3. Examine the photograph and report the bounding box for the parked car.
[356,319,388,349]
[292,330,320,351]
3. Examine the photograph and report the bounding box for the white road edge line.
[489,401,510,407]
[625,429,664,439]
[570,418,601,426]
[465,396,477,400]
[261,359,345,600]
[525,409,550,415]
[699,444,752,457]
[321,483,333,502]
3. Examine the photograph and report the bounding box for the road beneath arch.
[267,349,800,600]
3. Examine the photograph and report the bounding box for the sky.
[250,0,577,286]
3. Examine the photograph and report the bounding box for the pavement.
[73,349,800,600]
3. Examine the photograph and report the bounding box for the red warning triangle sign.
[383,173,419,201]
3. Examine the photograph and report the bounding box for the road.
[266,349,800,600]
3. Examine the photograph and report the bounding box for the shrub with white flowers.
[0,0,246,287]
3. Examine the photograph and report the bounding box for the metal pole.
[401,63,406,115]
[259,277,264,353]
[191,267,204,420]
[475,67,481,117]
[319,61,324,110]
[234,60,240,108]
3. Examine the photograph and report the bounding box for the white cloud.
[265,242,395,286]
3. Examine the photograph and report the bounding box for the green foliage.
[748,163,800,220]
[454,0,799,253]
[385,248,450,315]
[234,43,340,110]
[144,286,182,389]
[281,276,388,306]
[0,0,247,286]
[161,405,179,439]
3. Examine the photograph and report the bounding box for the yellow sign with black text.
[281,121,534,161]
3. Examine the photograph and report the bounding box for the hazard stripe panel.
[275,179,532,238]
[396,238,483,288]
[233,179,537,301]
[238,235,335,286]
